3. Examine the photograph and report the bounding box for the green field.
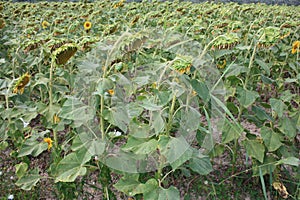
[0,1,299,199]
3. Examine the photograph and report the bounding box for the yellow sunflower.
[84,21,92,31]
[291,41,300,54]
[108,89,115,96]
[13,72,30,94]
[44,137,53,151]
[42,20,50,29]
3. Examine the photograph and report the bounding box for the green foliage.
[0,0,299,199]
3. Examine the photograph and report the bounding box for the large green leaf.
[260,127,283,152]
[237,87,259,108]
[129,120,153,138]
[160,136,190,165]
[179,106,201,133]
[71,131,105,156]
[18,131,49,157]
[242,140,265,163]
[255,59,270,75]
[122,137,158,155]
[15,162,28,179]
[225,64,249,77]
[188,150,213,175]
[15,168,41,191]
[252,106,273,121]
[55,148,91,182]
[158,186,180,200]
[139,98,163,111]
[269,98,286,118]
[278,117,297,140]
[190,79,210,104]
[252,154,277,176]
[114,177,158,197]
[277,157,299,167]
[104,104,130,133]
[170,147,193,170]
[222,119,243,144]
[59,97,94,126]
[151,111,165,136]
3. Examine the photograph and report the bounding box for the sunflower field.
[0,0,299,199]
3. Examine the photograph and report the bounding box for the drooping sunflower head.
[52,43,78,65]
[172,56,192,74]
[13,72,31,94]
[83,21,92,31]
[42,20,50,29]
[292,41,300,54]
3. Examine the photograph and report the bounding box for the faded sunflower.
[42,20,50,29]
[53,113,60,124]
[217,59,226,69]
[13,72,30,94]
[44,137,53,151]
[291,41,300,54]
[84,21,92,31]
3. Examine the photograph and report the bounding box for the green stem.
[49,60,54,109]
[244,42,257,90]
[100,95,105,139]
[165,92,177,136]
[49,59,57,147]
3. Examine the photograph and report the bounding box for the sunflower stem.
[165,91,177,136]
[100,95,105,140]
[49,58,57,148]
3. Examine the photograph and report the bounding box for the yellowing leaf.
[273,182,289,199]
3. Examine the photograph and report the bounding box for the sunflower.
[108,89,114,96]
[52,43,78,65]
[13,72,30,94]
[84,21,92,31]
[291,41,300,54]
[172,56,192,74]
[43,138,53,151]
[42,20,50,29]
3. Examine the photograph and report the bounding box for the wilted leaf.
[273,182,289,199]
